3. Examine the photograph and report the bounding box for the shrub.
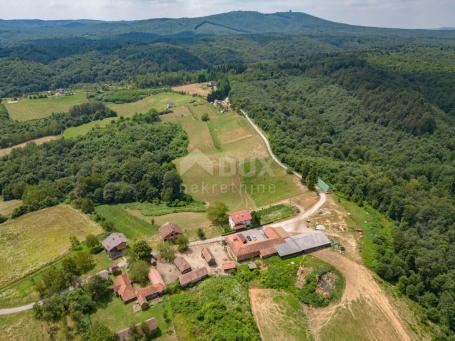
[129,260,150,286]
[158,242,175,262]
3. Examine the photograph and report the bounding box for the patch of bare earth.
[172,83,211,97]
[0,136,58,157]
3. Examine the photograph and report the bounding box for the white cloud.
[0,0,453,29]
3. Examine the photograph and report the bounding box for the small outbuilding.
[201,247,216,266]
[222,261,237,273]
[179,267,209,287]
[174,256,192,274]
[102,233,128,259]
[159,222,183,241]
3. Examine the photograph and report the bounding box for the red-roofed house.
[229,210,252,230]
[148,268,166,289]
[113,274,137,303]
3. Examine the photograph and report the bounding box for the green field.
[242,159,302,207]
[0,205,102,288]
[125,201,206,216]
[5,93,88,121]
[107,92,198,117]
[62,117,117,138]
[0,199,22,218]
[92,298,175,338]
[0,311,49,341]
[257,204,296,225]
[95,205,158,240]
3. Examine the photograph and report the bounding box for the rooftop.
[229,210,252,225]
[102,232,127,251]
[275,231,331,257]
[179,267,208,286]
[159,222,183,239]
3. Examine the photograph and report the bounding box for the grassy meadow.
[107,91,199,117]
[0,199,22,217]
[5,93,88,121]
[62,116,117,138]
[0,205,102,288]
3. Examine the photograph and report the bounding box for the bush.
[0,214,7,224]
[158,242,175,262]
[176,235,189,252]
[131,240,152,261]
[129,260,150,286]
[197,228,206,240]
[207,201,228,226]
[201,113,210,121]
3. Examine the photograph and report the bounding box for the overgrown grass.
[125,201,206,216]
[207,121,222,150]
[62,117,117,138]
[257,204,296,225]
[95,205,158,240]
[336,196,393,271]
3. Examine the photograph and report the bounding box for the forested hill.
[1,11,455,44]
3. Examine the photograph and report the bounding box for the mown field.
[0,198,22,217]
[250,289,313,341]
[62,116,117,139]
[0,205,102,288]
[107,92,199,117]
[4,93,87,121]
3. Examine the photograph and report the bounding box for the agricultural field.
[62,116,117,139]
[250,289,312,341]
[4,92,88,121]
[125,201,206,216]
[0,199,22,217]
[0,205,102,288]
[95,205,158,240]
[0,311,49,341]
[256,204,297,225]
[172,83,211,97]
[107,92,199,117]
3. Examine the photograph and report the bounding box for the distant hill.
[1,11,453,44]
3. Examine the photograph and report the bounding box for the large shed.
[275,231,331,258]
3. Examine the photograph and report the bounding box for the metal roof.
[275,231,331,257]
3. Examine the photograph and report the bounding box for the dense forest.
[0,113,189,216]
[230,52,455,337]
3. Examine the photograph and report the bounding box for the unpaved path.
[310,248,411,341]
[0,136,58,157]
[0,303,36,315]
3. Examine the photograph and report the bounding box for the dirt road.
[310,248,412,341]
[0,136,58,157]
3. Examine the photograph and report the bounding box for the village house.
[179,267,209,287]
[159,222,183,241]
[201,247,216,266]
[222,261,237,273]
[113,274,136,303]
[148,268,166,289]
[174,256,192,274]
[166,102,176,110]
[102,232,128,259]
[228,210,252,231]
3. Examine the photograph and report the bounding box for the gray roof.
[276,231,331,257]
[101,233,127,251]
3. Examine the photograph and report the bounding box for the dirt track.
[310,248,412,341]
[0,136,58,157]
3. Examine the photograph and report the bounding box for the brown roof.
[174,256,192,273]
[229,210,252,225]
[159,222,183,239]
[226,227,286,261]
[222,261,237,270]
[117,328,131,341]
[113,274,136,302]
[259,246,277,258]
[145,318,158,332]
[102,232,128,251]
[148,268,166,288]
[179,267,209,286]
[201,247,215,262]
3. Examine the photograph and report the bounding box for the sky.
[0,0,454,29]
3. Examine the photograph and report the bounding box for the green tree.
[207,201,228,226]
[158,242,175,262]
[85,276,112,303]
[69,235,81,250]
[85,234,100,248]
[197,228,206,240]
[0,214,7,224]
[80,197,95,214]
[131,240,152,261]
[201,113,210,121]
[89,321,118,341]
[73,252,95,274]
[176,235,189,252]
[129,260,150,286]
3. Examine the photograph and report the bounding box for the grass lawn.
[5,93,88,121]
[241,159,302,207]
[250,289,313,341]
[108,92,198,117]
[0,311,50,341]
[0,199,22,217]
[257,204,297,225]
[336,196,393,271]
[92,298,175,338]
[0,205,102,288]
[95,205,158,240]
[62,117,117,138]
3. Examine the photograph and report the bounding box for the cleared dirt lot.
[0,136,58,157]
[177,242,233,276]
[172,83,211,97]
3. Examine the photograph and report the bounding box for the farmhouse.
[179,267,209,287]
[159,222,183,241]
[113,274,136,303]
[174,256,192,274]
[229,210,252,230]
[226,227,288,261]
[201,247,216,266]
[148,268,166,289]
[102,232,128,259]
